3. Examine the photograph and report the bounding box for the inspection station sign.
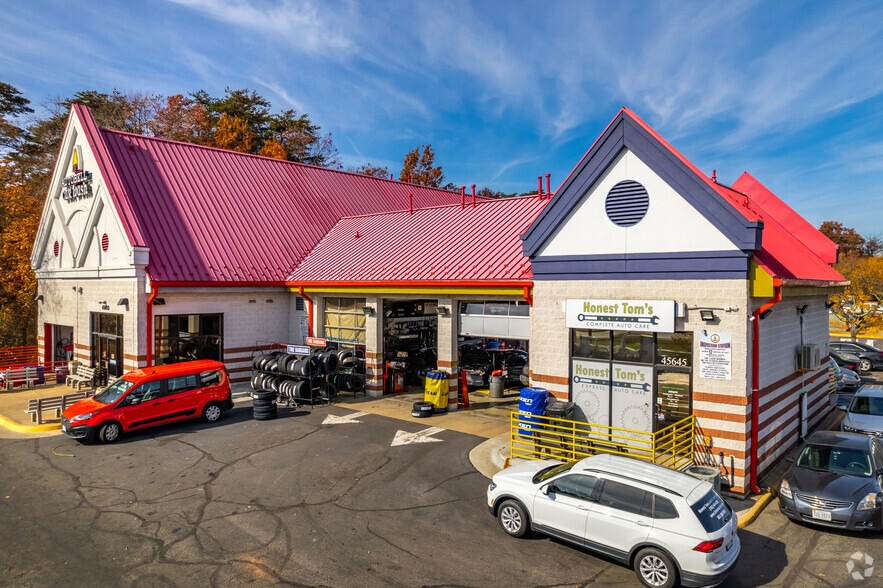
[565,299,675,333]
[699,331,732,380]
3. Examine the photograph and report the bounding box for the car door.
[116,380,165,431]
[162,373,202,419]
[583,479,654,557]
[531,474,599,543]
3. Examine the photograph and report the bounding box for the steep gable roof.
[73,105,464,284]
[287,196,548,284]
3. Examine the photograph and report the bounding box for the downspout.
[522,286,533,306]
[298,286,314,338]
[145,286,158,367]
[750,279,782,493]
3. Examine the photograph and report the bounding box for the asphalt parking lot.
[1,396,881,587]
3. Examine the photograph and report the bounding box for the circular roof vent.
[605,180,649,227]
[101,233,109,252]
[53,241,59,257]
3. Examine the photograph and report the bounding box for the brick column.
[364,296,384,397]
[436,297,459,411]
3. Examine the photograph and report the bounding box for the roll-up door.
[459,301,530,340]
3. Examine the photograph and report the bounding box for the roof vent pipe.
[538,176,544,199]
[712,169,717,182]
[389,173,393,180]
[546,174,551,197]
[471,184,476,208]
[460,186,465,209]
[408,175,412,184]
[409,193,413,215]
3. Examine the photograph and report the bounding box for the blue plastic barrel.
[518,387,549,434]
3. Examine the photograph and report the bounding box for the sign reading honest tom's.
[565,299,675,333]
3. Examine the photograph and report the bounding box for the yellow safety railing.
[510,413,695,470]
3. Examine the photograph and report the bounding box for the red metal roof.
[75,105,464,284]
[728,174,845,283]
[287,197,549,284]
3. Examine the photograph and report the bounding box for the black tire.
[496,500,530,538]
[253,405,277,415]
[97,420,122,444]
[253,399,276,408]
[324,381,338,399]
[254,412,277,421]
[202,401,223,423]
[320,351,339,373]
[341,356,357,367]
[633,547,677,588]
[412,401,433,417]
[350,375,365,393]
[337,349,354,362]
[254,389,276,400]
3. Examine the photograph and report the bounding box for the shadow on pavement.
[723,526,787,586]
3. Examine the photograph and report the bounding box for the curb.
[737,491,775,529]
[0,412,62,433]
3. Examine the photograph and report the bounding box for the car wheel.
[497,500,530,538]
[860,358,872,372]
[98,421,122,444]
[634,547,677,588]
[202,402,223,423]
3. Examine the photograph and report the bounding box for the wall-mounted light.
[699,309,716,322]
[34,294,44,303]
[436,306,450,316]
[361,306,375,316]
[72,286,83,294]
[759,308,774,320]
[117,298,129,311]
[153,298,166,306]
[797,304,808,315]
[248,299,257,304]
[825,300,836,309]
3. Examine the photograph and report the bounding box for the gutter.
[145,283,158,367]
[298,286,314,338]
[522,286,533,306]
[750,278,782,494]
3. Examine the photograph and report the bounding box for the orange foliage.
[258,139,287,160]
[213,113,255,153]
[0,177,41,307]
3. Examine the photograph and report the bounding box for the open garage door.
[459,301,529,390]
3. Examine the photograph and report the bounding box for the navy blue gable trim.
[531,250,751,281]
[520,111,763,257]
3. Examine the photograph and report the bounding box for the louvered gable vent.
[605,180,649,227]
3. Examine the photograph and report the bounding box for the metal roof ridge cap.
[98,127,464,195]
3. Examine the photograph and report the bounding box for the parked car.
[841,386,883,437]
[841,366,862,390]
[61,360,233,444]
[830,341,883,372]
[778,431,883,531]
[830,349,861,372]
[487,454,740,588]
[829,359,845,394]
[460,345,528,388]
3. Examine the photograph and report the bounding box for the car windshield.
[533,462,576,483]
[92,378,135,404]
[848,396,883,416]
[796,444,873,477]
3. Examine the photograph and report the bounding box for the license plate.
[811,509,832,521]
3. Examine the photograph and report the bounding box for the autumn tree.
[0,82,33,152]
[147,94,212,144]
[830,255,883,340]
[400,144,445,187]
[476,186,516,199]
[349,163,390,178]
[820,221,869,258]
[213,113,255,153]
[257,139,287,160]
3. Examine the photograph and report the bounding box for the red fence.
[0,345,39,369]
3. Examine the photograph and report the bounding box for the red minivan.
[61,360,233,443]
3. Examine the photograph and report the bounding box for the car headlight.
[779,480,793,499]
[857,493,878,511]
[488,482,497,492]
[70,412,93,423]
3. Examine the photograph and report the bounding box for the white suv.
[487,454,739,588]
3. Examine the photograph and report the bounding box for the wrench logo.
[577,313,659,325]
[573,376,649,392]
[573,376,607,386]
[613,381,651,392]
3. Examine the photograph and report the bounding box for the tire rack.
[250,345,367,407]
[251,349,330,408]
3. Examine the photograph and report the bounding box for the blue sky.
[2,0,882,236]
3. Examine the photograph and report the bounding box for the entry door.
[655,370,691,430]
[94,335,124,379]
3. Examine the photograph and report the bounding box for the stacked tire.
[253,389,277,421]
[250,348,361,404]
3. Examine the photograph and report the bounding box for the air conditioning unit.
[797,344,821,371]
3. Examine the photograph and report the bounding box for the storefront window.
[572,329,611,360]
[570,330,693,433]
[91,313,124,381]
[324,298,366,345]
[154,314,223,365]
[612,332,654,364]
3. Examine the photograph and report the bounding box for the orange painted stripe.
[693,391,748,406]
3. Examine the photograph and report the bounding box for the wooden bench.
[66,366,95,390]
[3,366,41,392]
[25,391,92,424]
